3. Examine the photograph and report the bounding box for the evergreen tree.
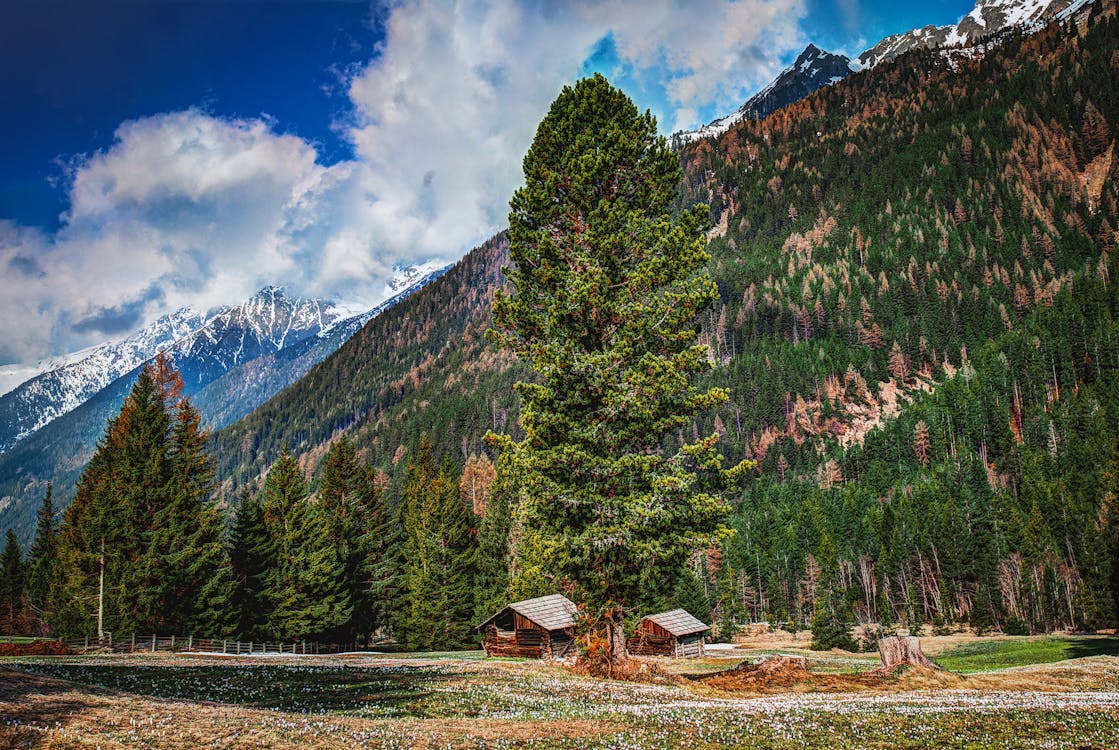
[229,488,273,640]
[809,534,856,651]
[399,435,476,649]
[261,449,351,640]
[671,568,712,625]
[26,483,56,625]
[0,529,25,634]
[473,454,514,623]
[488,74,750,660]
[143,399,235,636]
[319,436,372,641]
[353,465,391,644]
[50,363,173,637]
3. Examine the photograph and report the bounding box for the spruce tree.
[488,74,750,660]
[143,399,235,636]
[0,530,25,634]
[261,448,351,641]
[318,436,372,641]
[50,357,234,638]
[671,568,712,625]
[353,465,391,643]
[399,435,476,649]
[26,483,57,624]
[229,488,273,640]
[51,363,173,637]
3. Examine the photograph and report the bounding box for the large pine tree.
[488,74,750,660]
[50,356,235,638]
[318,436,375,642]
[228,488,273,640]
[473,454,513,624]
[142,399,235,636]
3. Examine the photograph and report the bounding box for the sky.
[0,0,973,365]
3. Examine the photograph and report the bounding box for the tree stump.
[877,635,936,669]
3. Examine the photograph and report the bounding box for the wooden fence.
[53,635,361,655]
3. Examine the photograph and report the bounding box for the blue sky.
[0,0,974,364]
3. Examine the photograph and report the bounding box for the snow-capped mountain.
[0,264,446,456]
[387,261,446,294]
[856,0,1091,69]
[0,263,446,540]
[675,44,856,145]
[674,0,1094,145]
[0,307,205,452]
[165,286,348,391]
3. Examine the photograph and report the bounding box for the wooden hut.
[629,609,710,658]
[477,594,578,659]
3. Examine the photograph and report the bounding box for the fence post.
[188,635,192,651]
[223,639,227,654]
[131,633,136,652]
[171,635,176,650]
[152,634,157,653]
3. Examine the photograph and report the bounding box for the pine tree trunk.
[877,635,936,668]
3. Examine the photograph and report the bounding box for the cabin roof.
[641,609,710,637]
[478,594,579,631]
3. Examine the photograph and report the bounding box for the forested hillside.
[680,9,1119,636]
[212,235,524,490]
[205,5,1119,638]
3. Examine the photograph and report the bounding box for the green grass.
[5,652,1119,748]
[9,662,448,715]
[935,636,1119,673]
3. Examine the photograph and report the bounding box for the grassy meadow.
[2,635,1118,749]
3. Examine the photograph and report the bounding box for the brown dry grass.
[0,667,617,749]
[696,653,1119,696]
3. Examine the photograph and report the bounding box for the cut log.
[877,635,936,669]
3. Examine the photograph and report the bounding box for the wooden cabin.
[629,609,710,658]
[477,594,578,659]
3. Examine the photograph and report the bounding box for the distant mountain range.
[673,0,1093,144]
[0,264,444,539]
[0,307,205,451]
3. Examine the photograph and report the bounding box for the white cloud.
[343,0,807,265]
[0,0,807,364]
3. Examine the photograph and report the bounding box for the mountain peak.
[672,43,852,145]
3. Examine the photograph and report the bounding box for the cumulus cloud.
[1,0,807,363]
[343,0,806,267]
[0,111,343,361]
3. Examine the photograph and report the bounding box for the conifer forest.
[2,2,1119,664]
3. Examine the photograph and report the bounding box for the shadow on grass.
[10,662,457,717]
[1066,637,1119,660]
[0,667,101,749]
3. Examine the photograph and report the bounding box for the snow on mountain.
[857,0,1090,69]
[0,307,205,452]
[0,264,448,456]
[162,286,347,391]
[675,0,1094,146]
[674,44,856,145]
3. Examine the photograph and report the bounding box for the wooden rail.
[54,635,359,655]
